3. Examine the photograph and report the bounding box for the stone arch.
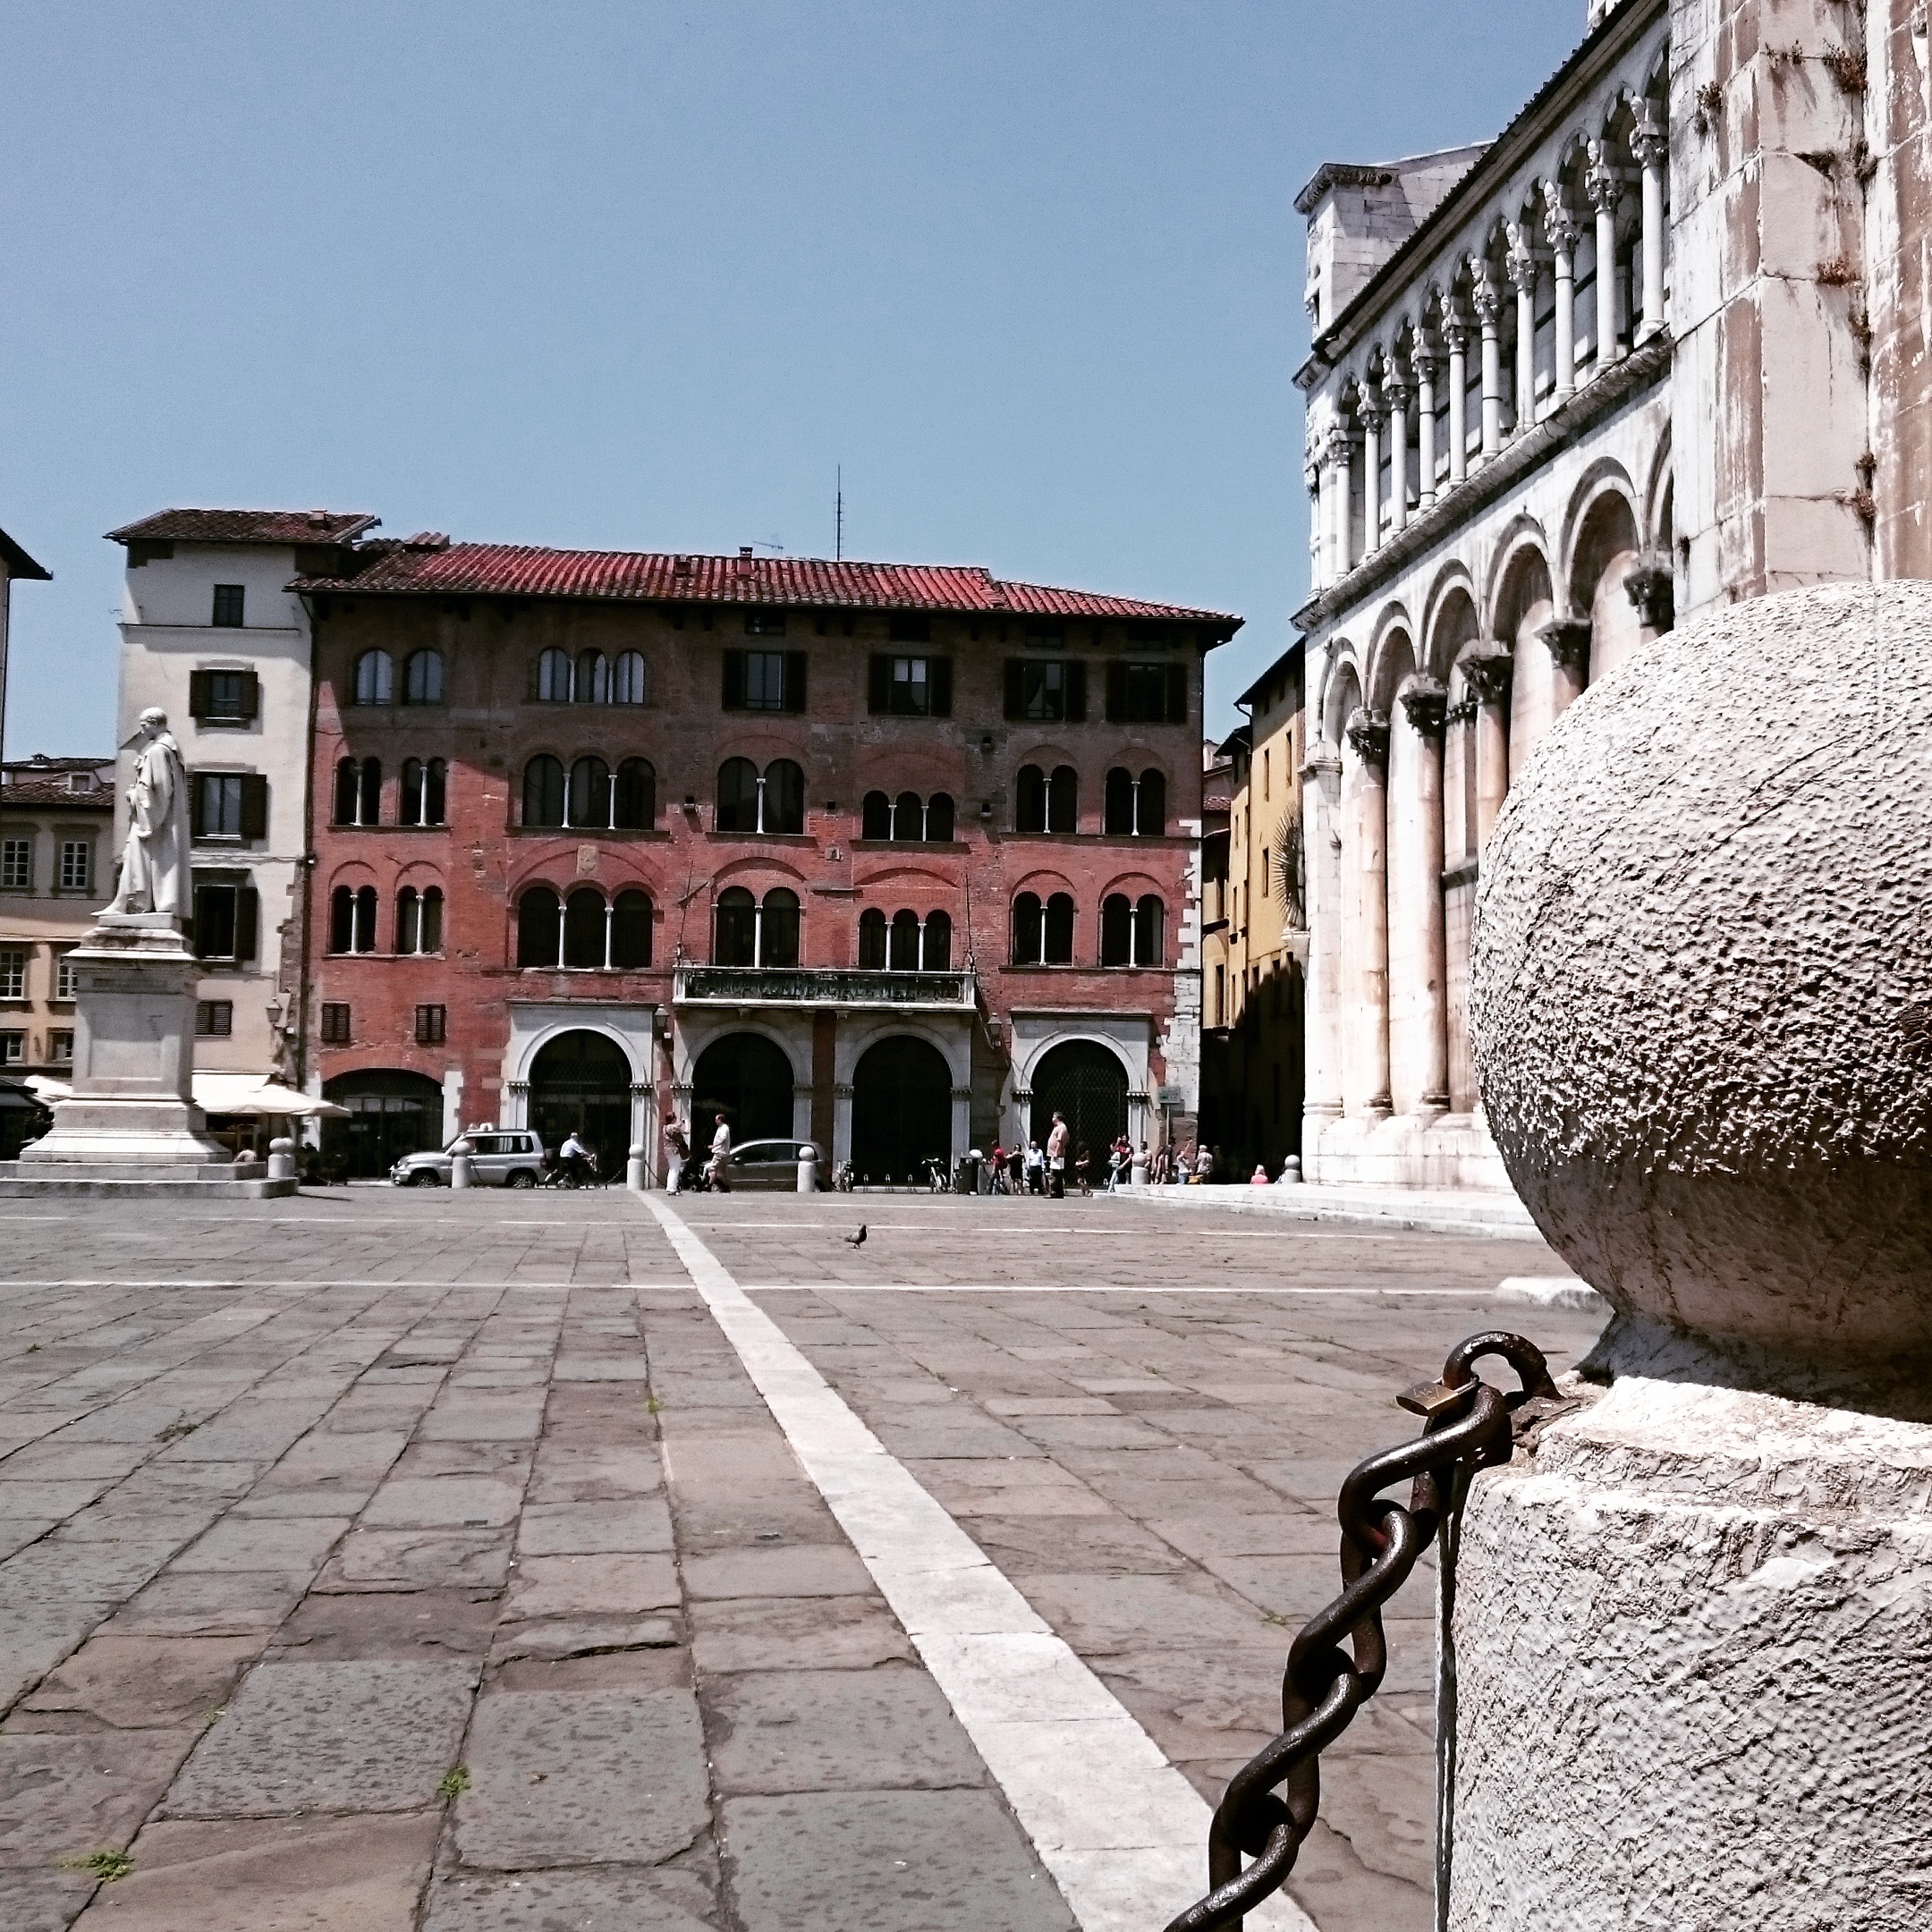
[1367,620,1419,716]
[1490,538,1556,781]
[1642,428,1674,551]
[1426,578,1482,685]
[1570,482,1646,684]
[690,1030,800,1147]
[1558,459,1640,605]
[528,1028,635,1177]
[848,1032,954,1183]
[1320,648,1364,745]
[1025,1037,1132,1164]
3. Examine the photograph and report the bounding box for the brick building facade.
[284,533,1236,1180]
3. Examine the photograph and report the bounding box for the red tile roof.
[1,777,113,811]
[291,543,1241,631]
[107,508,379,547]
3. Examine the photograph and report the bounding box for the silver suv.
[391,1129,546,1190]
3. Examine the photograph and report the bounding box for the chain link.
[1163,1330,1563,1932]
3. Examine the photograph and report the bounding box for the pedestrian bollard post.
[626,1142,648,1191]
[1280,1155,1302,1183]
[267,1136,296,1182]
[797,1147,818,1193]
[1131,1153,1148,1187]
[449,1137,475,1190]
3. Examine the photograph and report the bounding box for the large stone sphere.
[1472,580,1932,1406]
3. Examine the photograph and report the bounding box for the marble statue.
[107,708,191,919]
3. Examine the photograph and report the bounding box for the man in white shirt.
[558,1130,594,1186]
[708,1114,733,1193]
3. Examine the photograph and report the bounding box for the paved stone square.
[0,1189,1605,1932]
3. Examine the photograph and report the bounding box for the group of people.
[986,1110,1078,1196]
[663,1113,733,1193]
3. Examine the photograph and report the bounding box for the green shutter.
[235,888,258,962]
[240,671,260,720]
[188,671,211,721]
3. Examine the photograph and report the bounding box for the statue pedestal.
[1445,1376,1932,1931]
[0,914,293,1198]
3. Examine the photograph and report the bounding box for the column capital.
[1504,224,1538,292]
[1538,616,1594,673]
[1409,334,1439,386]
[1461,642,1515,705]
[1629,109,1668,173]
[1321,423,1352,470]
[1541,181,1580,253]
[1380,365,1411,411]
[1397,675,1449,737]
[1355,388,1385,432]
[1440,306,1471,353]
[1343,706,1391,767]
[1301,742,1343,783]
[1623,555,1675,630]
[1469,269,1503,329]
[1583,140,1623,211]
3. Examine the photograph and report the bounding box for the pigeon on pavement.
[844,1224,868,1248]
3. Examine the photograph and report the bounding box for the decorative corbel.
[1344,706,1391,766]
[1623,555,1674,631]
[1397,675,1448,737]
[1538,616,1595,674]
[1461,642,1515,706]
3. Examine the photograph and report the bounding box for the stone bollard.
[796,1147,818,1193]
[1277,1155,1301,1184]
[1450,581,1932,1932]
[449,1137,474,1190]
[1130,1155,1148,1187]
[626,1142,648,1191]
[267,1136,296,1182]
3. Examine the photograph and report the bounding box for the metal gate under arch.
[1029,1039,1129,1165]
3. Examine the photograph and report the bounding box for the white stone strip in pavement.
[1495,1275,1609,1313]
[644,1195,1317,1932]
[740,1283,1503,1297]
[675,1220,1399,1239]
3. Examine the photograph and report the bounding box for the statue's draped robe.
[109,734,191,916]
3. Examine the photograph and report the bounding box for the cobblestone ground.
[0,1190,1604,1932]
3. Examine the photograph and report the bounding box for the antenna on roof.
[835,466,843,562]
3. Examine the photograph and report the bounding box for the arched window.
[1013,892,1043,965]
[395,886,445,955]
[893,791,921,842]
[353,650,394,706]
[568,756,610,829]
[889,908,920,970]
[357,758,382,826]
[1101,893,1132,965]
[575,650,608,705]
[922,909,952,970]
[404,757,446,826]
[1016,765,1046,834]
[716,758,759,833]
[612,889,652,969]
[518,886,561,967]
[715,886,756,965]
[564,886,606,968]
[764,760,805,835]
[1135,894,1165,967]
[1138,768,1166,836]
[926,793,954,843]
[1105,767,1135,835]
[762,887,801,966]
[1044,892,1074,964]
[614,758,654,830]
[420,886,444,953]
[861,792,892,841]
[1048,766,1078,833]
[403,649,443,705]
[611,651,647,705]
[859,906,887,969]
[522,756,565,827]
[334,758,359,826]
[537,648,572,702]
[328,885,365,954]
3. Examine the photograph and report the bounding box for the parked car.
[391,1128,547,1189]
[715,1138,819,1191]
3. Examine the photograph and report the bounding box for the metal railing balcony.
[673,965,976,1009]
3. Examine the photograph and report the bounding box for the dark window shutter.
[722,650,747,710]
[1166,664,1189,724]
[240,775,268,841]
[784,651,808,714]
[240,671,260,720]
[930,657,953,717]
[1004,661,1023,720]
[1106,662,1126,722]
[868,656,890,715]
[188,771,205,829]
[188,671,211,720]
[1067,661,1088,722]
[235,888,259,962]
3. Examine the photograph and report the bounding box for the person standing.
[665,1117,690,1193]
[708,1112,733,1193]
[1046,1111,1070,1199]
[1025,1140,1046,1194]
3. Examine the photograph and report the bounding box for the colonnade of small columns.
[1309,103,1668,594]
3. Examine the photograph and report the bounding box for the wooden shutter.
[1166,664,1189,724]
[188,671,211,721]
[1004,661,1024,720]
[868,655,890,715]
[929,657,953,717]
[784,651,808,714]
[722,650,747,710]
[239,671,260,720]
[235,888,258,962]
[240,775,268,841]
[1067,661,1088,722]
[1106,662,1126,723]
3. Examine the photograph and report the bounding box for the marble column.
[1306,457,1323,590]
[1586,140,1622,369]
[1397,679,1450,1114]
[1384,366,1411,536]
[1444,312,1470,487]
[1544,184,1579,402]
[1472,271,1504,461]
[1506,225,1537,436]
[1324,424,1354,580]
[1462,645,1513,849]
[1631,110,1668,342]
[1411,335,1438,510]
[1358,393,1385,557]
[1300,741,1345,1162]
[1343,707,1392,1115]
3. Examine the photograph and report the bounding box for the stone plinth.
[1447,1377,1932,1932]
[0,912,292,1198]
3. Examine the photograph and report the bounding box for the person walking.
[1046,1111,1070,1199]
[708,1113,733,1193]
[665,1117,690,1194]
[1106,1140,1125,1192]
[1074,1143,1092,1197]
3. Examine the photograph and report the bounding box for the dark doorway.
[692,1032,795,1146]
[852,1034,952,1185]
[529,1030,633,1179]
[322,1069,445,1179]
[1030,1040,1129,1165]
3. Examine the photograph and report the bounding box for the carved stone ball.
[1471,580,1932,1406]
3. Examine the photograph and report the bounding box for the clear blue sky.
[1,0,1582,758]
